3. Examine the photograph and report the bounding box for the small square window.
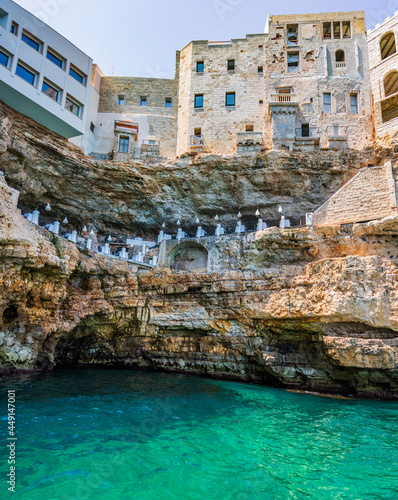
[119,136,129,153]
[118,95,125,105]
[350,93,358,114]
[65,95,82,117]
[259,100,264,105]
[226,92,236,107]
[323,22,332,40]
[301,123,310,137]
[246,124,254,132]
[140,96,147,106]
[196,61,204,73]
[258,66,264,75]
[42,80,61,102]
[165,97,172,107]
[287,52,299,73]
[228,59,235,71]
[90,122,95,133]
[323,93,332,114]
[194,94,204,109]
[21,31,42,53]
[69,65,86,85]
[47,48,65,69]
[0,49,10,69]
[16,62,37,86]
[194,127,202,137]
[10,22,18,36]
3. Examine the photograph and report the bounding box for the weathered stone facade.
[93,76,178,159]
[266,11,373,151]
[176,35,268,156]
[368,12,398,139]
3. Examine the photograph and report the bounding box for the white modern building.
[0,0,99,152]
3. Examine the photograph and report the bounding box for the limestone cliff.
[1,174,398,399]
[0,100,375,236]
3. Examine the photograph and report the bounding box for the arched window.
[380,32,396,60]
[336,50,345,62]
[384,71,398,97]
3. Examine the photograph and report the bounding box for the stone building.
[266,11,373,151]
[368,11,398,139]
[92,76,179,160]
[175,35,268,156]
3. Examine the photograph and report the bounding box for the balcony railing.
[269,94,298,103]
[190,135,205,147]
[142,139,160,146]
[327,126,348,137]
[335,62,346,69]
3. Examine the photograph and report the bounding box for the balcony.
[190,135,205,151]
[327,126,348,150]
[269,93,298,104]
[237,131,263,152]
[294,128,320,151]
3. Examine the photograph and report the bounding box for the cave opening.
[2,305,19,326]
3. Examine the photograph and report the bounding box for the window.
[228,59,235,71]
[21,31,42,52]
[226,92,236,107]
[323,23,332,40]
[65,95,82,117]
[140,96,147,106]
[42,80,61,102]
[333,22,341,39]
[118,95,125,105]
[46,49,65,69]
[148,140,157,145]
[323,93,331,114]
[194,94,203,109]
[0,49,10,69]
[259,99,264,105]
[287,52,299,73]
[380,32,396,60]
[194,127,202,137]
[196,61,204,73]
[15,63,37,86]
[69,65,85,85]
[10,22,18,36]
[384,71,398,97]
[119,136,129,153]
[333,125,339,136]
[165,97,172,107]
[277,87,292,94]
[324,21,351,40]
[258,66,264,75]
[246,124,254,132]
[336,50,345,62]
[287,24,298,45]
[350,93,358,114]
[0,8,8,28]
[301,123,310,137]
[342,21,351,38]
[90,122,95,133]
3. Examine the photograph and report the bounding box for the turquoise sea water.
[1,369,397,500]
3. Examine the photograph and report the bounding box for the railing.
[269,94,298,103]
[335,62,346,69]
[327,126,349,137]
[190,135,205,147]
[295,128,320,138]
[142,139,160,146]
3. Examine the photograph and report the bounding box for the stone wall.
[266,11,373,151]
[313,163,396,226]
[176,35,268,156]
[368,12,398,139]
[94,77,178,159]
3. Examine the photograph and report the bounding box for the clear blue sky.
[14,0,396,78]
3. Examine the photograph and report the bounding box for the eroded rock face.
[1,177,398,399]
[0,100,375,236]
